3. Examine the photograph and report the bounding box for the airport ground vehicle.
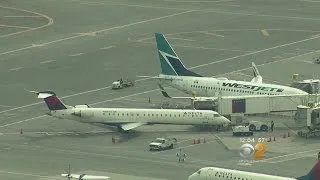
[232,121,269,136]
[245,120,269,131]
[232,125,253,136]
[111,79,134,89]
[149,138,177,151]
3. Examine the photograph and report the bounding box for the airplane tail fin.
[155,33,202,77]
[30,90,69,110]
[250,62,263,84]
[297,160,320,180]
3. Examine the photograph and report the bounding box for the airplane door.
[202,115,209,124]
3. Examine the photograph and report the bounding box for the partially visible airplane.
[139,33,308,101]
[61,164,109,180]
[32,91,230,131]
[188,160,320,180]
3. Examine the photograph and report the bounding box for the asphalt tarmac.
[1,0,320,179]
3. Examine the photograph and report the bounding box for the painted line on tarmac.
[0,170,60,179]
[0,24,32,29]
[0,5,54,38]
[214,48,320,77]
[4,15,43,18]
[152,138,217,154]
[1,44,319,115]
[69,52,85,57]
[0,104,17,108]
[0,88,159,127]
[9,67,23,71]
[100,45,115,50]
[0,10,193,57]
[0,115,47,128]
[84,1,320,21]
[40,60,55,64]
[190,34,320,69]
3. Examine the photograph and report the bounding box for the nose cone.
[188,173,196,180]
[221,116,231,125]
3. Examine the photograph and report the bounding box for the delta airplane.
[141,33,308,100]
[32,91,230,131]
[188,160,320,180]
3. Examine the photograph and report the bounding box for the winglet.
[158,84,172,98]
[252,62,261,77]
[250,62,263,84]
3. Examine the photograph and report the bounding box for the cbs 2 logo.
[240,143,267,160]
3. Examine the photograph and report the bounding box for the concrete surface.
[1,0,320,179]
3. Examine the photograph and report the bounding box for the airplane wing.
[250,62,263,84]
[121,122,146,131]
[158,84,217,101]
[136,75,164,79]
[61,173,110,179]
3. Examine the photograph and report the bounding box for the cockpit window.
[214,114,220,117]
[197,170,201,174]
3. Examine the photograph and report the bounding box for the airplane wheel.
[261,125,268,132]
[249,124,256,131]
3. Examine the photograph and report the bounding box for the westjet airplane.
[32,91,230,131]
[188,160,320,180]
[141,33,308,99]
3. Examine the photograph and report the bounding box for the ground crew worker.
[318,152,320,160]
[271,120,274,132]
[176,149,187,162]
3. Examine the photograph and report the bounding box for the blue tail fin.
[37,91,68,110]
[155,33,202,77]
[297,160,320,180]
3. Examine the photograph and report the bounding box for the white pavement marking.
[1,36,320,114]
[40,60,55,64]
[0,104,17,108]
[0,170,60,179]
[257,148,320,164]
[164,37,196,41]
[0,115,47,128]
[100,45,115,50]
[133,40,252,52]
[214,48,320,77]
[204,32,225,37]
[3,15,43,18]
[0,24,31,29]
[303,60,314,64]
[0,88,158,127]
[69,52,85,57]
[152,139,216,154]
[87,2,320,21]
[0,10,193,57]
[190,34,320,69]
[9,67,23,71]
[0,5,54,38]
[164,0,235,2]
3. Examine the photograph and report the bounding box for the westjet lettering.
[221,82,284,92]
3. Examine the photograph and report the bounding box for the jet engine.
[74,104,90,108]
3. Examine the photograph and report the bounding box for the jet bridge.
[295,105,320,138]
[193,94,318,116]
[290,79,320,94]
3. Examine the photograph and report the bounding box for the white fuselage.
[188,167,296,180]
[50,108,230,126]
[159,75,308,96]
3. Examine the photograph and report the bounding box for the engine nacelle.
[74,104,90,108]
